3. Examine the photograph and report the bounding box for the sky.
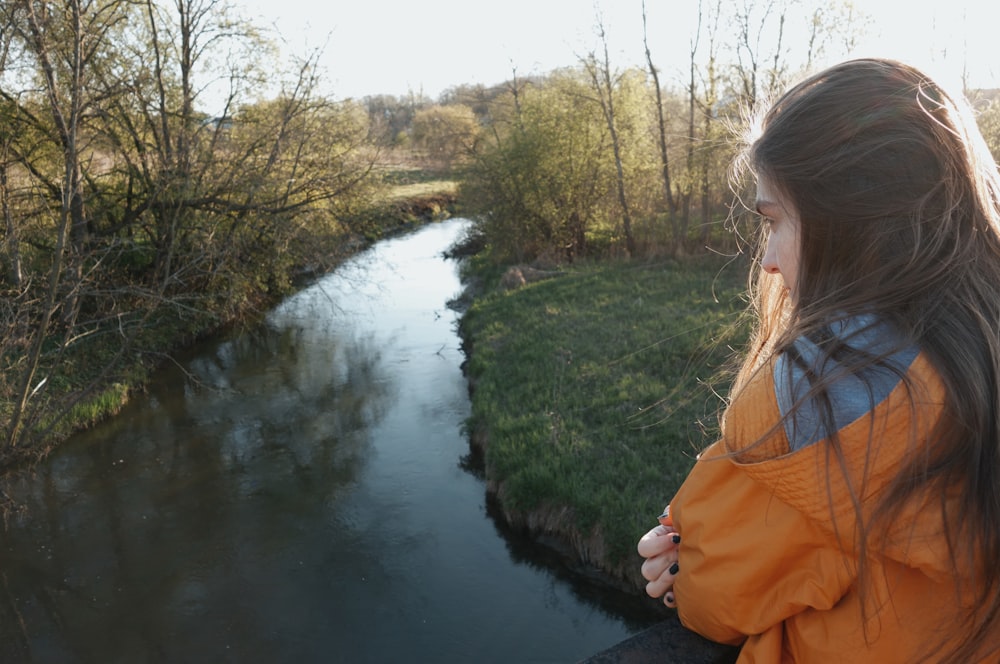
[232,0,1000,102]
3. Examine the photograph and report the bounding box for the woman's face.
[756,175,801,303]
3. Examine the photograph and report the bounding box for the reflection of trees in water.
[0,219,489,661]
[0,309,396,661]
[187,322,394,483]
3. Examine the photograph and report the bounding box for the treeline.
[450,1,839,263]
[0,0,392,455]
[438,1,1000,264]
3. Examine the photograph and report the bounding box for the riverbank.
[1,183,458,474]
[457,254,749,594]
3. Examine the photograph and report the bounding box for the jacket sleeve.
[670,441,856,646]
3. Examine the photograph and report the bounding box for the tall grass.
[460,255,750,586]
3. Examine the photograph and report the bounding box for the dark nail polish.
[671,534,681,544]
[669,562,679,575]
[666,592,675,604]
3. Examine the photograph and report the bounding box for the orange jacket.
[669,352,996,663]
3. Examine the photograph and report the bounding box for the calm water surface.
[0,219,657,663]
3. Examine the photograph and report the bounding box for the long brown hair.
[735,58,1000,661]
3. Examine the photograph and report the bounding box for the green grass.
[460,254,750,586]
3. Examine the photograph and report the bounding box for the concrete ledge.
[580,615,740,664]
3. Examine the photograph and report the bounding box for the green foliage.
[362,92,432,147]
[410,104,480,166]
[0,0,387,453]
[458,62,744,263]
[461,255,749,578]
[461,70,618,263]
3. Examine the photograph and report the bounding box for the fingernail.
[666,592,675,604]
[669,562,679,575]
[657,506,673,527]
[671,534,681,544]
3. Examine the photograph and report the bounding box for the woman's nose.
[762,236,780,275]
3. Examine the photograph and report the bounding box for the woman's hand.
[637,524,681,608]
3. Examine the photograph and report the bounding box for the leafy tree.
[463,70,621,262]
[363,93,421,147]
[410,104,480,167]
[1,0,136,448]
[0,0,379,454]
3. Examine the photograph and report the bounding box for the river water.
[0,219,658,663]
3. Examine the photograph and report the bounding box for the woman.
[637,59,1000,662]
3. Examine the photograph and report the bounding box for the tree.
[729,0,789,109]
[410,104,480,168]
[0,16,21,287]
[583,16,636,256]
[0,0,380,454]
[805,1,871,71]
[463,70,612,262]
[641,0,680,252]
[363,93,427,147]
[696,0,725,249]
[3,0,135,448]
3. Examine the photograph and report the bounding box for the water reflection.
[0,219,655,662]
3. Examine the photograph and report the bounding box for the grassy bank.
[459,254,750,590]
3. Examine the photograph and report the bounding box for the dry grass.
[384,180,458,202]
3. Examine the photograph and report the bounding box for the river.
[0,218,659,663]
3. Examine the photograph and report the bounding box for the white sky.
[232,0,1000,101]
